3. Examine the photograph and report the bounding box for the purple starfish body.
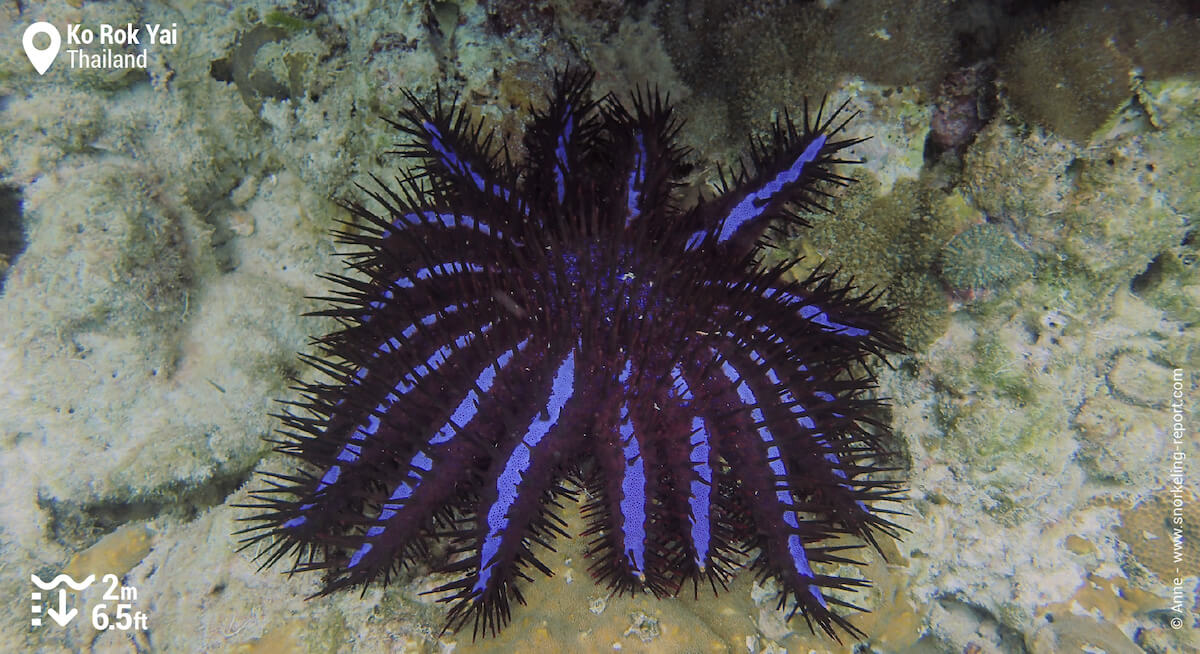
[242,70,905,640]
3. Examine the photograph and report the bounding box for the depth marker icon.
[31,591,41,627]
[30,574,93,627]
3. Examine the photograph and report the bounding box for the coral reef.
[999,0,1200,143]
[0,0,1198,652]
[938,222,1033,295]
[656,0,960,135]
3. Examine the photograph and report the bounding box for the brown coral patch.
[1116,487,1200,581]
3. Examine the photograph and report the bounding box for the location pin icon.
[23,22,62,75]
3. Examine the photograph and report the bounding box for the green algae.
[971,332,1036,405]
[931,353,1061,472]
[263,10,317,33]
[935,389,1068,472]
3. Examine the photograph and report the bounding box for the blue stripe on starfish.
[554,107,574,205]
[718,134,827,243]
[718,358,827,608]
[390,210,525,245]
[797,304,870,337]
[351,306,463,376]
[686,134,827,250]
[284,329,489,530]
[393,210,496,236]
[749,350,864,509]
[616,361,647,578]
[346,338,530,568]
[618,402,646,578]
[625,132,646,226]
[759,287,872,337]
[365,263,488,317]
[423,121,514,203]
[473,348,577,593]
[672,366,712,570]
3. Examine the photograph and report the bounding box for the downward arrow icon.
[46,589,76,627]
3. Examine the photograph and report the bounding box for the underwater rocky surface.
[0,0,1197,652]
